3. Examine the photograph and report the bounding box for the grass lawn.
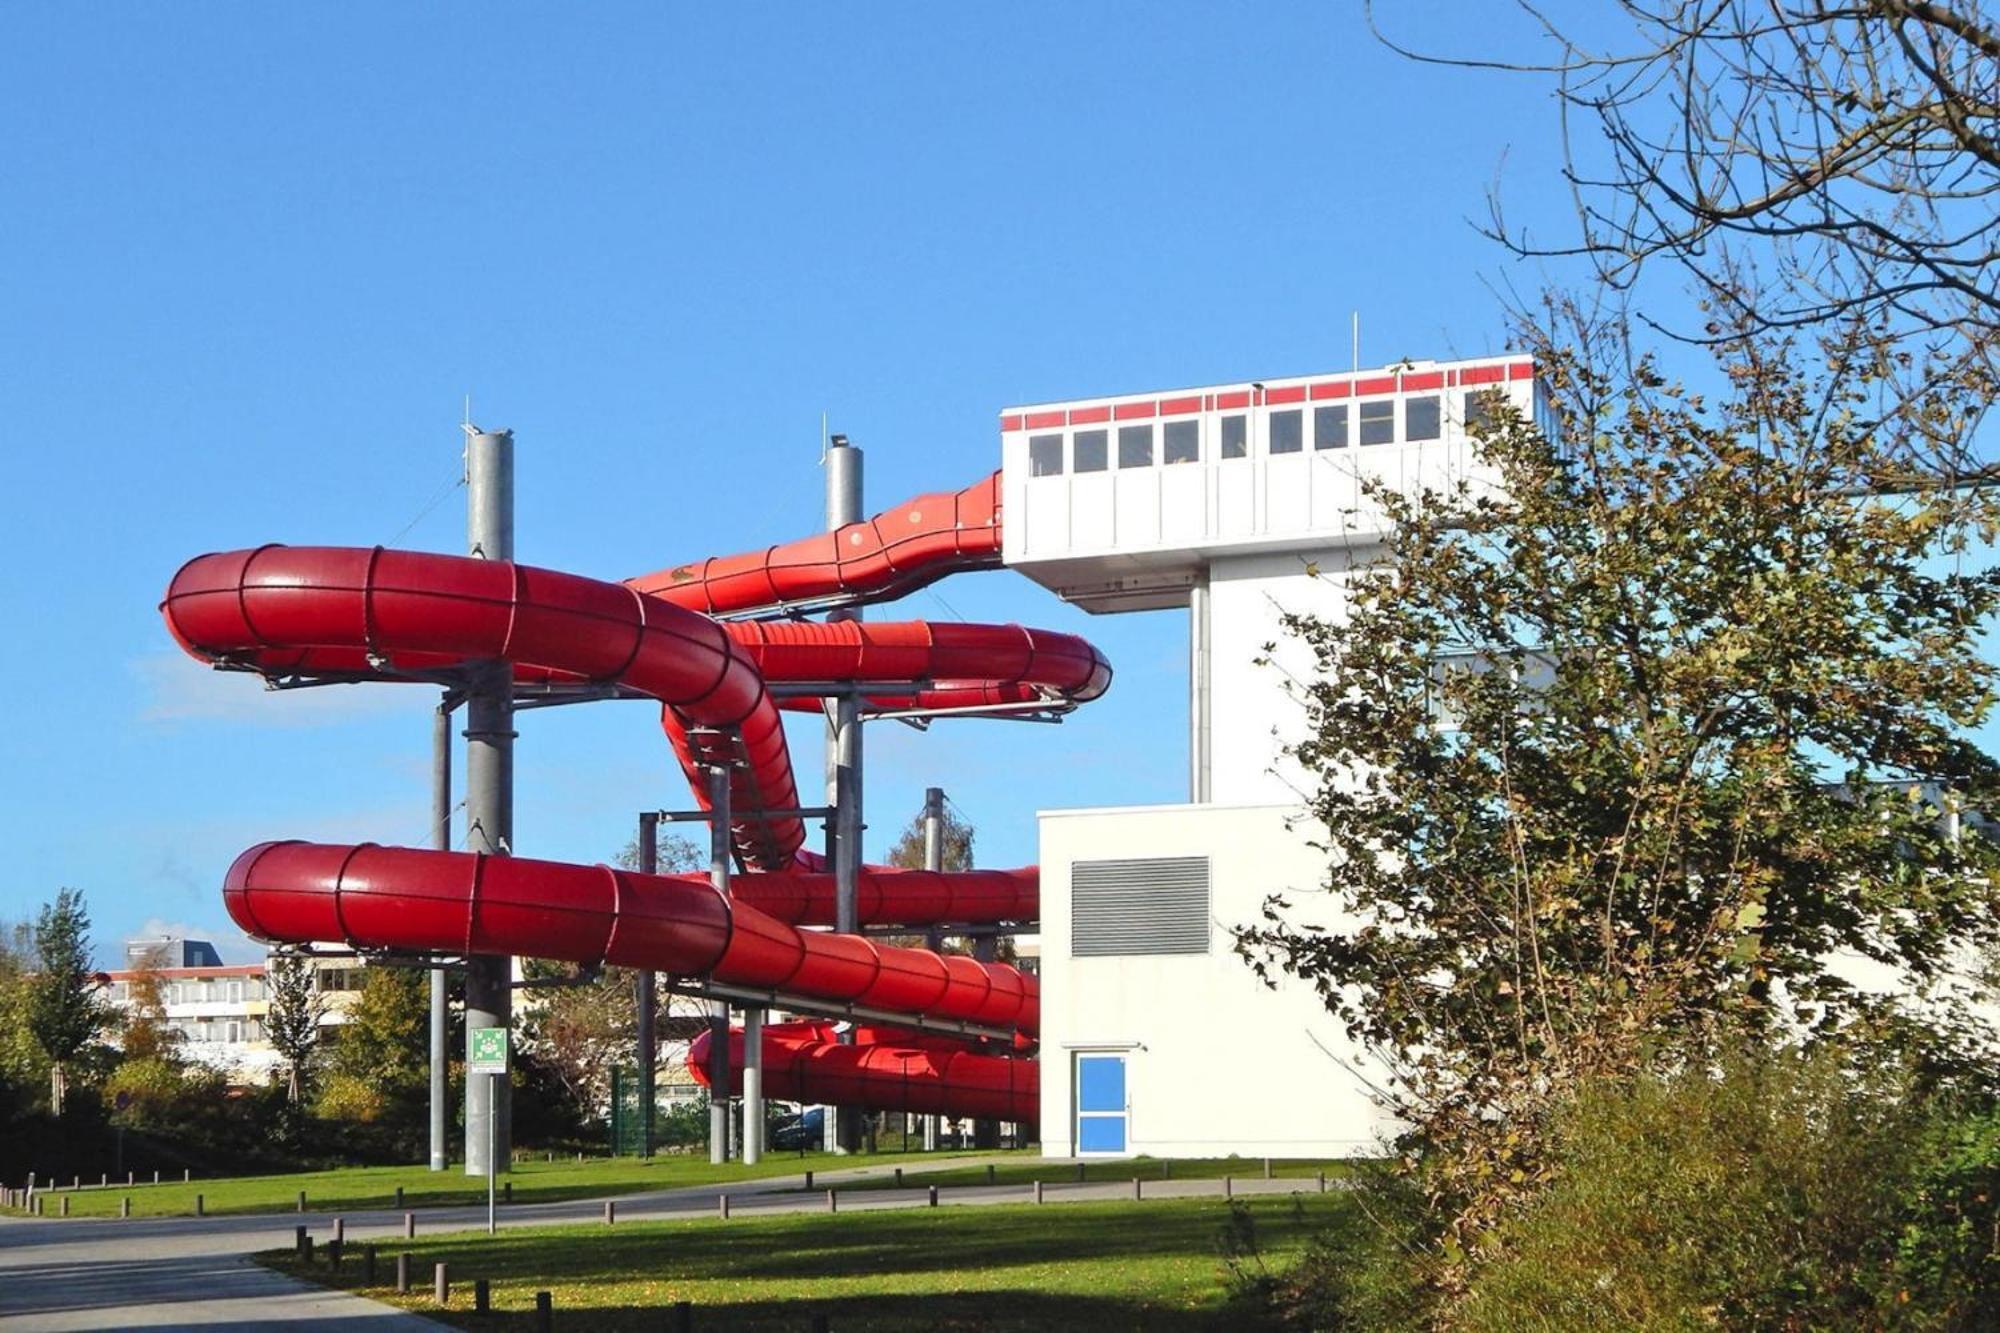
[259,1194,1354,1329]
[811,1155,1355,1193]
[5,1147,1010,1220]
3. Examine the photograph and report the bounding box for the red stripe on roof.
[1159,395,1202,416]
[999,414,1023,432]
[1401,371,1444,391]
[1508,362,1535,380]
[1068,406,1111,425]
[1355,376,1397,396]
[1446,370,1459,386]
[1309,381,1350,400]
[1024,411,1065,430]
[1214,391,1251,411]
[1113,401,1155,420]
[1460,365,1505,385]
[1265,385,1306,405]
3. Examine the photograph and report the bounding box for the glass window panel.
[1117,423,1153,468]
[1073,429,1108,473]
[1359,399,1395,445]
[1077,1055,1126,1112]
[1269,409,1303,454]
[1314,404,1348,449]
[1029,433,1064,477]
[1406,395,1441,441]
[1221,415,1247,459]
[1163,419,1199,464]
[1078,1115,1127,1152]
[1464,389,1499,434]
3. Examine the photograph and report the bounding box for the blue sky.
[2,3,1584,962]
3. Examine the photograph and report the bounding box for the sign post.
[467,1026,510,1235]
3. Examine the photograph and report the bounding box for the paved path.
[0,1157,1325,1330]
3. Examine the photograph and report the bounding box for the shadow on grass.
[436,1288,1287,1331]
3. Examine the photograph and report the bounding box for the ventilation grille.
[1070,856,1211,957]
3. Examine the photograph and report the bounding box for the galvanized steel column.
[922,786,944,1152]
[635,811,658,1157]
[429,701,452,1172]
[825,438,864,1154]
[463,428,515,1177]
[741,1006,763,1164]
[706,766,733,1166]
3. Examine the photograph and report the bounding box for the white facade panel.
[1038,802,1395,1159]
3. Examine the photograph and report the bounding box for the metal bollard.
[803,1169,813,1189]
[718,1193,730,1220]
[364,1244,377,1283]
[184,1169,191,1183]
[1264,1158,1272,1179]
[1074,1162,1084,1182]
[433,1262,449,1306]
[987,1163,996,1185]
[1163,1160,1172,1180]
[120,1196,131,1218]
[603,1200,616,1225]
[928,1185,938,1207]
[1224,1175,1233,1199]
[403,1212,416,1239]
[329,1239,343,1271]
[303,1236,314,1265]
[1317,1171,1327,1193]
[671,1299,692,1333]
[474,1278,490,1313]
[396,1252,411,1294]
[72,1175,80,1190]
[153,1170,160,1185]
[127,1171,134,1187]
[60,1196,69,1218]
[1033,1179,1043,1204]
[1133,1177,1142,1200]
[333,1217,344,1245]
[535,1290,553,1332]
[195,1193,204,1217]
[297,1190,307,1213]
[826,1188,837,1214]
[100,1173,108,1188]
[295,1225,309,1256]
[894,1166,902,1186]
[394,1185,404,1208]
[503,1180,512,1204]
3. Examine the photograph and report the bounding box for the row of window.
[120,978,268,1005]
[171,1016,264,1043]
[1027,390,1500,477]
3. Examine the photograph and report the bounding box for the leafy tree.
[1239,323,2000,1274]
[264,952,326,1107]
[326,965,428,1117]
[0,918,49,1110]
[116,958,179,1062]
[28,888,110,1115]
[884,803,976,872]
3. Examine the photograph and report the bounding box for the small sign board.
[467,1026,510,1075]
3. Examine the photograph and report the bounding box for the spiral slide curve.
[163,473,1094,1125]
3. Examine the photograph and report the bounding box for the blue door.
[1075,1053,1128,1154]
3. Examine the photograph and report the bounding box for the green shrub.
[311,1071,385,1123]
[1452,1050,1992,1331]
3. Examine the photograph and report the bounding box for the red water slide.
[165,474,1079,1122]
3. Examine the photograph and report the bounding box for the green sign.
[467,1025,510,1075]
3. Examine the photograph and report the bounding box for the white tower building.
[999,355,1550,1158]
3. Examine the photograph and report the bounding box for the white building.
[999,356,1550,1158]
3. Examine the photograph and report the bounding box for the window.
[1359,399,1395,445]
[1117,423,1153,468]
[1269,409,1303,454]
[1314,404,1348,449]
[1029,433,1064,477]
[1406,395,1441,441]
[1464,389,1500,434]
[225,1022,242,1043]
[1163,419,1198,464]
[1220,415,1247,459]
[227,980,243,1003]
[1073,429,1108,473]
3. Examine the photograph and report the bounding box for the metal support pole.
[706,766,732,1166]
[429,701,452,1172]
[825,438,864,1154]
[923,786,944,1151]
[635,812,658,1158]
[1189,571,1212,803]
[742,1005,763,1165]
[464,428,515,1178]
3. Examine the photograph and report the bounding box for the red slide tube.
[690,1022,1037,1123]
[222,842,1039,1034]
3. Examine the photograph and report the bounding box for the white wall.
[1038,802,1396,1159]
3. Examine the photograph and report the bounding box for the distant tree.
[0,919,49,1109]
[28,888,110,1115]
[264,953,326,1108]
[615,828,706,876]
[327,965,428,1116]
[117,958,180,1062]
[884,803,975,872]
